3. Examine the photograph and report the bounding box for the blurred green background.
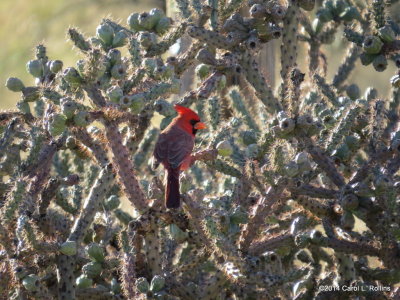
[0,0,398,110]
[0,0,163,109]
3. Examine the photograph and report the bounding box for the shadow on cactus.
[1,0,400,299]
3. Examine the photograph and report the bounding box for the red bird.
[153,104,206,208]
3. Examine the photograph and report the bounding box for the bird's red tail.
[166,167,180,208]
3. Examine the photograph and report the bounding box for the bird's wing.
[154,127,194,169]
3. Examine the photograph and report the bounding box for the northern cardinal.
[153,104,206,208]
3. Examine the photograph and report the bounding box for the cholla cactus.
[1,0,400,299]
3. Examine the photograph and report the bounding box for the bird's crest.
[174,104,200,120]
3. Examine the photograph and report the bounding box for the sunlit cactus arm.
[56,255,77,300]
[302,137,346,187]
[228,87,260,131]
[104,119,148,212]
[0,118,19,154]
[164,276,199,299]
[204,158,242,177]
[72,128,110,167]
[68,164,114,243]
[279,0,300,99]
[182,192,217,249]
[288,182,339,199]
[143,217,162,276]
[292,196,336,218]
[172,42,203,76]
[312,74,339,106]
[68,28,92,52]
[188,25,232,50]
[240,50,281,114]
[76,287,118,300]
[332,43,360,89]
[220,0,244,21]
[239,184,285,253]
[248,233,295,256]
[325,104,363,153]
[145,22,188,57]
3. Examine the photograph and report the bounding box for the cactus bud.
[138,11,160,30]
[76,275,93,289]
[154,99,176,117]
[22,274,39,292]
[391,139,400,153]
[332,144,350,163]
[155,17,172,35]
[73,111,92,127]
[372,54,387,72]
[82,262,102,278]
[96,23,114,46]
[312,18,323,34]
[363,35,383,54]
[149,8,164,23]
[341,194,359,210]
[142,58,158,74]
[230,206,248,224]
[277,111,289,121]
[339,6,360,21]
[374,174,392,191]
[285,161,299,177]
[279,118,295,133]
[341,211,355,230]
[61,98,77,119]
[378,25,395,42]
[5,77,25,92]
[309,229,323,244]
[169,223,188,242]
[63,67,83,86]
[48,113,67,136]
[128,13,141,31]
[195,64,211,80]
[136,277,150,293]
[104,195,120,211]
[17,101,31,114]
[344,135,360,151]
[245,144,259,158]
[316,8,333,23]
[338,96,351,105]
[170,78,181,94]
[216,140,233,157]
[26,60,43,78]
[111,278,121,294]
[138,32,157,49]
[112,30,128,48]
[390,74,400,88]
[364,87,378,101]
[49,60,63,73]
[297,115,314,129]
[130,94,145,113]
[294,233,310,248]
[241,130,258,146]
[333,0,348,14]
[86,243,105,263]
[217,74,227,90]
[106,86,124,103]
[346,84,360,100]
[359,52,376,66]
[107,49,122,66]
[295,152,309,165]
[60,240,77,256]
[150,275,165,292]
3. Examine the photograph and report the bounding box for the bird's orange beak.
[194,122,207,130]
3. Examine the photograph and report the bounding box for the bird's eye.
[190,120,199,126]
